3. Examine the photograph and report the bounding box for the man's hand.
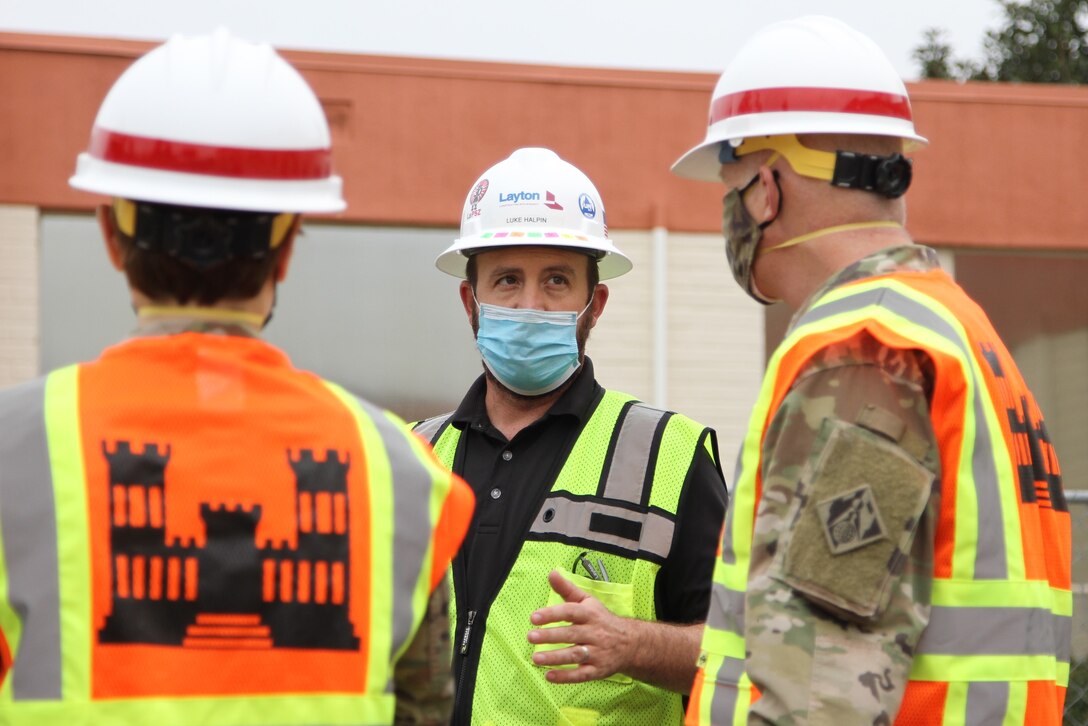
[527,569,704,692]
[526,569,632,683]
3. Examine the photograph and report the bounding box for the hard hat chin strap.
[733,134,912,198]
[759,221,904,256]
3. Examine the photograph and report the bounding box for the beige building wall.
[590,230,765,463]
[1014,327,1088,494]
[0,204,39,389]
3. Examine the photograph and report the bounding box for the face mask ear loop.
[576,290,596,321]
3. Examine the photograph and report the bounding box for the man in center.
[413,147,729,725]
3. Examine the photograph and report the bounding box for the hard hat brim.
[70,153,346,213]
[435,233,632,281]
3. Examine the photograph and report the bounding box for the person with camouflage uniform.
[672,16,1071,725]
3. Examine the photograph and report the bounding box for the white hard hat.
[672,16,928,182]
[70,29,345,213]
[435,147,632,280]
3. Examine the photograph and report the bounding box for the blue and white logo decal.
[578,193,596,219]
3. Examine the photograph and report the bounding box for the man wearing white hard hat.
[0,30,474,725]
[414,147,728,725]
[674,16,1070,725]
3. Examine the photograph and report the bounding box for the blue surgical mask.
[474,297,592,396]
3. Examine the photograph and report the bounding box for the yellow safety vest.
[416,389,719,726]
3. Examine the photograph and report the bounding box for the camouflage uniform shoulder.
[792,243,941,326]
[746,332,940,724]
[393,579,454,725]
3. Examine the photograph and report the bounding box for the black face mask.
[721,170,780,305]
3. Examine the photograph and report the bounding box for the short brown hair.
[110,202,290,305]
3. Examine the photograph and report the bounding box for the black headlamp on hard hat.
[719,135,912,198]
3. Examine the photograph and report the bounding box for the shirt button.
[502,451,513,461]
[490,488,502,500]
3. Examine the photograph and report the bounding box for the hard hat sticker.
[578,193,596,219]
[467,178,489,219]
[496,190,564,212]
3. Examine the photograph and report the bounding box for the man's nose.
[516,287,546,310]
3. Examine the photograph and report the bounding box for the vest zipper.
[459,609,477,655]
[451,605,479,725]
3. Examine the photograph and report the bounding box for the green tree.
[913,28,956,79]
[915,0,1088,83]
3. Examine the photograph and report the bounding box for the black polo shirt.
[447,358,728,624]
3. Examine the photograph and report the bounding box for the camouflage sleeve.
[393,577,454,725]
[745,331,941,725]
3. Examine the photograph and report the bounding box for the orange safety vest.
[0,333,473,725]
[688,269,1071,725]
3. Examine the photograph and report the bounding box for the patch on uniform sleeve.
[774,418,934,621]
[816,484,887,555]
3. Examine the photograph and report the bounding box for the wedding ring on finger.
[579,645,590,663]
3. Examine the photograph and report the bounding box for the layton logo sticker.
[815,484,887,555]
[499,191,540,204]
[578,193,596,219]
[498,190,564,209]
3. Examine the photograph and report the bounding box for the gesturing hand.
[526,569,632,684]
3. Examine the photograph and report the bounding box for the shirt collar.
[450,357,601,430]
[133,305,264,338]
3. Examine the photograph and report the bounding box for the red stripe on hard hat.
[710,87,913,125]
[89,128,332,180]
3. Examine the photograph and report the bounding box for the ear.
[756,165,781,225]
[97,204,125,271]
[459,280,476,324]
[273,215,301,283]
[587,283,609,329]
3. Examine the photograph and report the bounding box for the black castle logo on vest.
[97,441,360,650]
[978,343,1067,513]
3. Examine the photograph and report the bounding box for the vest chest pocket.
[533,569,635,685]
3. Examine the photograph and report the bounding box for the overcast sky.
[3,0,1003,81]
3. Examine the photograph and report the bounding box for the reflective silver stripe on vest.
[707,581,745,635]
[719,475,740,567]
[0,377,62,699]
[413,413,452,446]
[353,396,440,662]
[917,605,1060,657]
[794,285,1007,579]
[1058,613,1072,664]
[966,681,1009,725]
[710,656,743,724]
[529,497,675,561]
[600,404,667,504]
